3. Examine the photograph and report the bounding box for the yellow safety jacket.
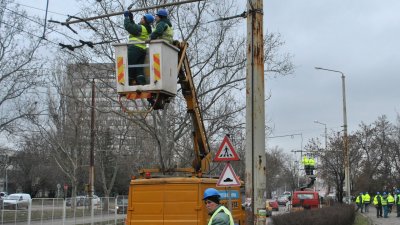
[387,194,394,204]
[160,25,174,43]
[308,158,315,166]
[208,205,234,225]
[396,194,400,205]
[363,193,370,203]
[373,195,382,205]
[381,197,388,206]
[302,156,309,166]
[129,25,150,49]
[355,195,363,204]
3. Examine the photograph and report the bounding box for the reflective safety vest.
[302,156,309,166]
[373,195,382,205]
[208,205,234,225]
[308,158,315,166]
[363,194,370,203]
[160,25,173,43]
[356,195,363,204]
[381,197,388,206]
[397,194,400,205]
[129,25,150,49]
[387,194,395,204]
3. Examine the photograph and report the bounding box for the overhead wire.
[6,1,246,52]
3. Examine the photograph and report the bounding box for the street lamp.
[315,67,350,203]
[314,120,327,150]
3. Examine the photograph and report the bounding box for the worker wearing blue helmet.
[381,192,389,218]
[373,192,382,218]
[123,11,155,85]
[149,9,174,43]
[203,188,234,225]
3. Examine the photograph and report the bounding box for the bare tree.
[0,0,45,137]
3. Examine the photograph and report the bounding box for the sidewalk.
[361,206,400,225]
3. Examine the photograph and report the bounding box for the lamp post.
[315,67,350,203]
[314,120,327,150]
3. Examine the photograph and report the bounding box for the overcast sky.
[243,0,400,154]
[13,0,400,155]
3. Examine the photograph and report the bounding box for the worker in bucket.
[123,11,154,85]
[149,9,174,43]
[203,188,234,225]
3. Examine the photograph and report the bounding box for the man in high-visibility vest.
[308,156,315,175]
[124,11,155,85]
[382,192,389,218]
[355,192,364,213]
[149,9,174,44]
[302,155,310,175]
[373,192,383,218]
[396,189,400,217]
[203,188,234,225]
[363,191,371,212]
[387,192,395,213]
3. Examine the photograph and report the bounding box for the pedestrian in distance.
[149,9,174,43]
[387,192,394,213]
[308,155,315,175]
[302,155,310,175]
[123,11,155,85]
[382,192,389,218]
[373,192,383,218]
[395,189,400,217]
[363,191,371,213]
[355,192,364,213]
[203,188,234,225]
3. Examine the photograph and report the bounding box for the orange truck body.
[125,177,245,225]
[291,190,319,210]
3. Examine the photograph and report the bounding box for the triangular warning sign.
[217,162,241,187]
[214,136,240,161]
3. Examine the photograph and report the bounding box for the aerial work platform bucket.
[113,40,179,112]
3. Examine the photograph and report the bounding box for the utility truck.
[114,40,245,225]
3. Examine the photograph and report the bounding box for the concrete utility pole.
[245,0,266,224]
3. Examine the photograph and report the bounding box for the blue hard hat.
[383,192,387,195]
[359,192,363,195]
[397,189,400,193]
[143,14,155,24]
[376,192,380,194]
[156,9,168,17]
[203,188,220,200]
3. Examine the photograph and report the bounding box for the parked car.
[66,195,100,207]
[116,197,128,214]
[277,195,289,206]
[267,199,279,211]
[265,199,279,217]
[292,190,319,210]
[2,193,31,210]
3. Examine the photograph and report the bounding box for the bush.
[272,204,355,225]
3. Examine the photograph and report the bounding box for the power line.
[13,2,68,17]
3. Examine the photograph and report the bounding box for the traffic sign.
[217,162,241,187]
[213,136,240,161]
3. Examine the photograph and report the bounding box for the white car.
[2,193,31,210]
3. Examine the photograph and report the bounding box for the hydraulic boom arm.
[176,42,211,175]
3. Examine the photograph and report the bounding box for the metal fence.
[0,196,127,225]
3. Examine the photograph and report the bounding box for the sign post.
[214,135,241,211]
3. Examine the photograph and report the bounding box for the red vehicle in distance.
[291,190,319,210]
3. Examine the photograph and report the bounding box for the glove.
[124,11,131,18]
